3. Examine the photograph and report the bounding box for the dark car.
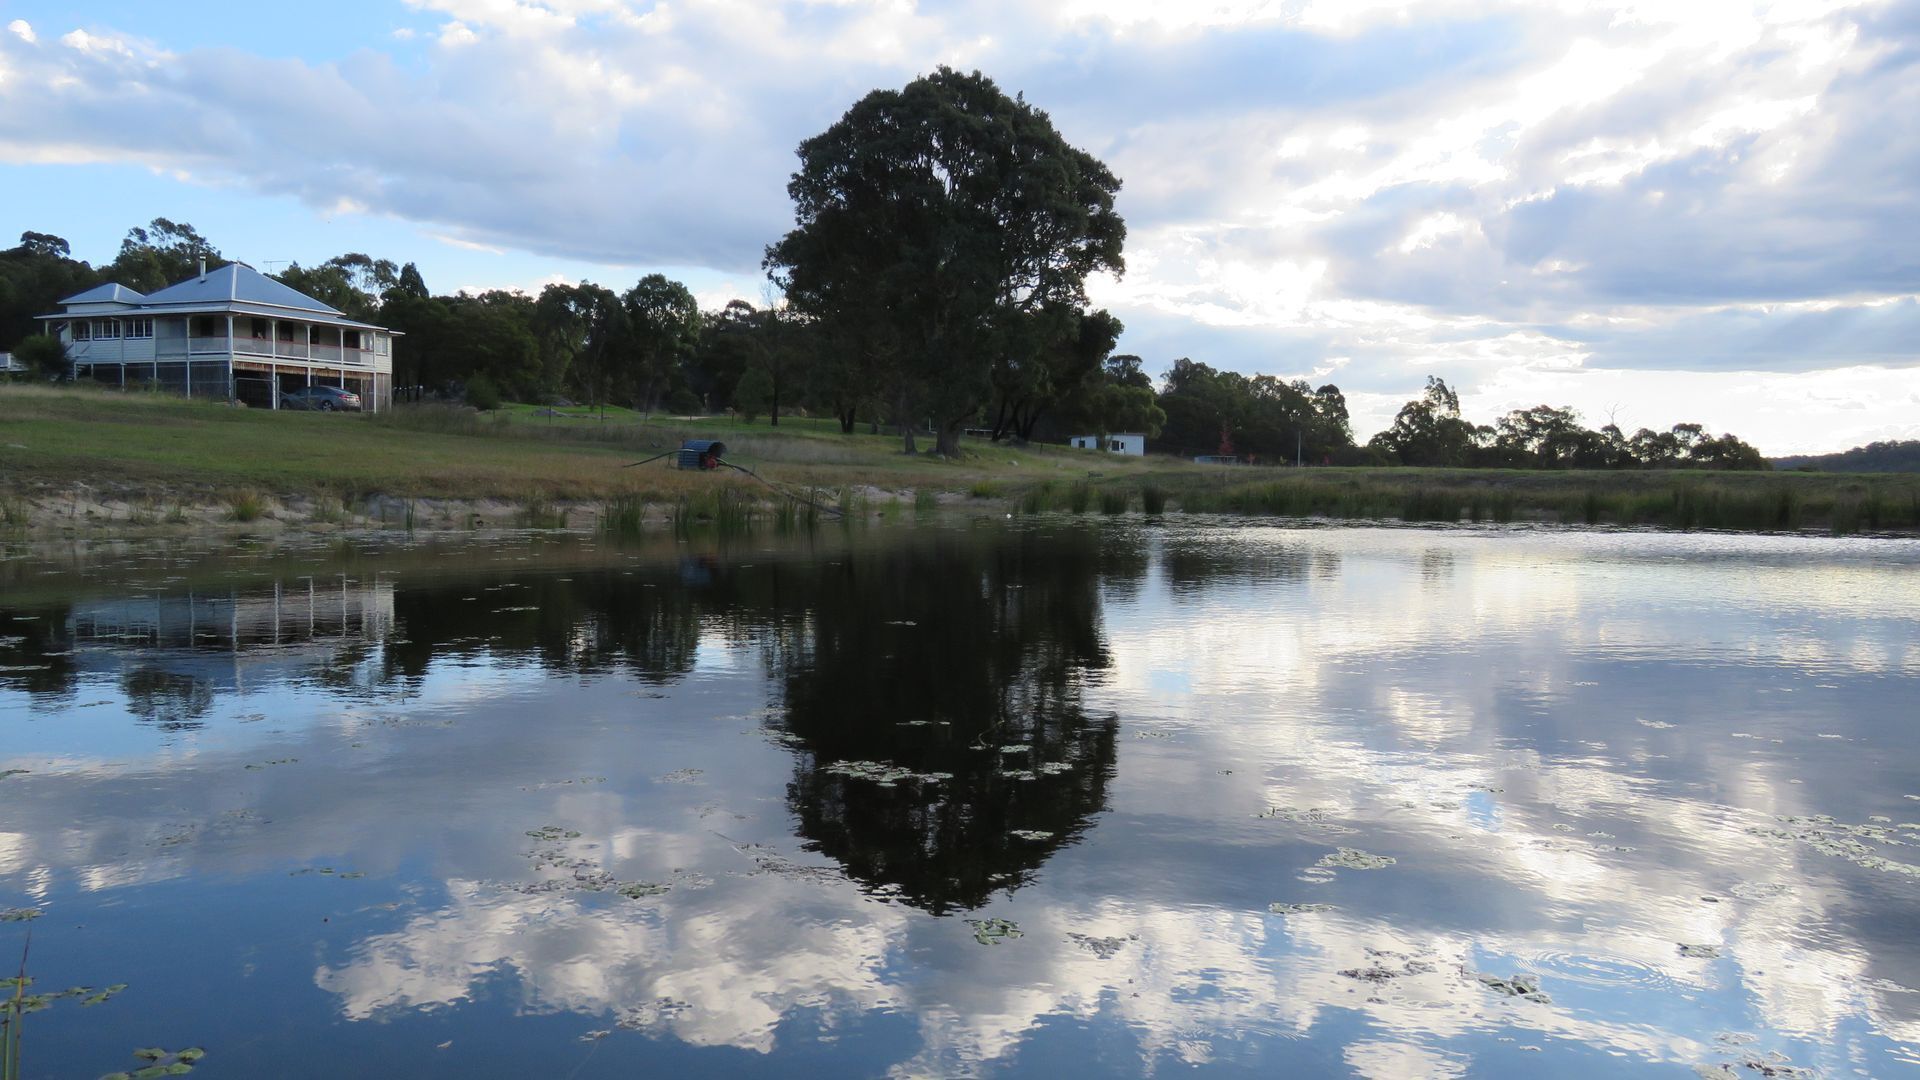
[281,385,363,412]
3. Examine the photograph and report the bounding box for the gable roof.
[141,263,344,315]
[58,282,148,305]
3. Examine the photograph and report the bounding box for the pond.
[2,520,1918,1078]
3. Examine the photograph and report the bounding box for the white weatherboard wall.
[1069,433,1145,456]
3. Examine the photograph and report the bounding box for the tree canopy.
[767,67,1126,455]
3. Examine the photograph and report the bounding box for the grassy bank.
[2,384,1913,536]
[0,384,1160,530]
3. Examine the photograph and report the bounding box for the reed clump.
[672,487,755,534]
[1017,482,1055,515]
[1066,483,1092,514]
[1140,484,1168,515]
[601,493,649,537]
[518,497,569,530]
[1098,488,1130,515]
[224,489,268,523]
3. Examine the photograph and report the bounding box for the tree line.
[1,67,1767,470]
[1773,439,1920,473]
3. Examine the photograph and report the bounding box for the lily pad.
[617,882,670,899]
[1679,943,1721,959]
[83,982,130,1006]
[1,906,43,922]
[1267,902,1334,915]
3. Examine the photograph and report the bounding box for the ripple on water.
[1523,950,1685,995]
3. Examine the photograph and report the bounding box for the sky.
[0,0,1915,454]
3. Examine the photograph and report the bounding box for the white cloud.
[436,20,479,47]
[6,19,34,44]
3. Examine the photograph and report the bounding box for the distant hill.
[1773,439,1920,473]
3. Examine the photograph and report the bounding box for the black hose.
[618,449,846,519]
[717,458,846,518]
[619,450,677,468]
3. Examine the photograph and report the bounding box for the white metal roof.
[141,263,345,314]
[56,282,148,305]
[40,262,399,333]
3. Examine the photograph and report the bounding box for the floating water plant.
[1317,848,1396,870]
[967,918,1023,945]
[1338,951,1434,983]
[1066,933,1133,959]
[1748,815,1920,876]
[1472,971,1551,1003]
[99,1045,206,1080]
[1267,903,1334,915]
[1679,943,1721,959]
[823,760,948,787]
[0,911,38,924]
[1009,830,1054,841]
[616,882,670,900]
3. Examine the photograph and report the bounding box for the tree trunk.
[894,389,917,454]
[934,419,963,458]
[838,409,855,434]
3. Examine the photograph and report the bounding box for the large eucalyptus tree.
[767,67,1125,456]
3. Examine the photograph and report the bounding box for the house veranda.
[37,262,398,411]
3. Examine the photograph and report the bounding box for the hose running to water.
[617,449,846,519]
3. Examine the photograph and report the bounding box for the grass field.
[2,383,1914,535]
[0,383,1156,511]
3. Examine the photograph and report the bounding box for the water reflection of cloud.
[6,526,1920,1076]
[315,876,907,1051]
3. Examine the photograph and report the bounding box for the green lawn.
[0,384,1158,504]
[2,384,1910,535]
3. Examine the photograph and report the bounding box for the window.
[124,318,153,338]
[72,322,90,341]
[249,317,269,339]
[96,319,121,339]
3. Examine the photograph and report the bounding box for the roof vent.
[198,255,207,279]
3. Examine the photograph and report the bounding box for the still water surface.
[2,521,1918,1078]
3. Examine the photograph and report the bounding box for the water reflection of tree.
[121,667,214,731]
[767,528,1125,914]
[382,568,705,684]
[0,602,79,699]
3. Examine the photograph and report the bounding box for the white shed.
[1069,433,1146,456]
